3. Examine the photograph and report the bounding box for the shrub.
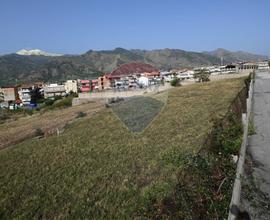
[76,111,87,118]
[24,109,34,115]
[45,99,55,106]
[0,110,10,122]
[170,78,180,86]
[54,95,63,101]
[35,128,44,137]
[52,98,72,108]
[194,69,210,82]
[107,97,124,105]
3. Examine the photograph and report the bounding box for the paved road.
[242,71,270,219]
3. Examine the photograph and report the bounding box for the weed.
[76,111,87,118]
[35,128,44,137]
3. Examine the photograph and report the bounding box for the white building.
[18,87,32,105]
[138,76,149,87]
[258,61,270,70]
[44,84,66,98]
[65,80,78,94]
[177,70,194,80]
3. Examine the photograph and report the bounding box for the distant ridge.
[204,48,268,63]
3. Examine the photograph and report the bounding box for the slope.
[0,78,246,219]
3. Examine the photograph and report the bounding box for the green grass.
[0,78,246,219]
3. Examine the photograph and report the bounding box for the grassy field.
[0,78,246,219]
[0,101,104,149]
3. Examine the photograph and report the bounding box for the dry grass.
[0,101,104,149]
[0,78,245,219]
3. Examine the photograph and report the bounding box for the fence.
[228,77,254,219]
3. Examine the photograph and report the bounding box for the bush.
[0,110,10,122]
[107,97,124,105]
[170,78,180,86]
[35,128,44,137]
[76,111,87,118]
[54,96,63,101]
[194,69,210,82]
[24,109,34,116]
[45,99,55,106]
[52,98,72,108]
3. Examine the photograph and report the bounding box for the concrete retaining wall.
[228,77,254,220]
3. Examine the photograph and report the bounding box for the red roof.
[111,62,159,77]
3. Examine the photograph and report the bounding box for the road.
[242,71,270,219]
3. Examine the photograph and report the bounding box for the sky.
[0,0,270,55]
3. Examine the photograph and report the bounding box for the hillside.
[0,47,266,86]
[205,48,268,63]
[0,78,246,219]
[132,48,220,69]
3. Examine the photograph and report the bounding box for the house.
[108,62,161,89]
[2,87,19,102]
[18,85,32,105]
[258,61,269,70]
[220,64,238,74]
[65,80,78,94]
[98,75,112,90]
[239,62,258,71]
[0,88,4,102]
[160,71,175,82]
[44,84,66,98]
[1,87,20,109]
[177,70,194,80]
[91,79,99,91]
[138,76,149,87]
[78,79,90,93]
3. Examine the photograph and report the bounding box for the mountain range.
[0,48,268,86]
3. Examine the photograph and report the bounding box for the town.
[2,1,270,219]
[0,60,269,110]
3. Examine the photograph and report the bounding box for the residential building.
[2,87,19,102]
[177,70,194,80]
[78,79,90,93]
[220,65,238,74]
[258,61,270,70]
[18,85,32,105]
[65,80,78,93]
[239,62,258,71]
[91,79,99,91]
[0,88,4,102]
[98,75,111,90]
[44,84,66,98]
[138,76,149,87]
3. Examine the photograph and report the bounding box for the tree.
[194,69,210,82]
[30,87,43,104]
[170,77,181,86]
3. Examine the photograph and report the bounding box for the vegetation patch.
[0,78,246,219]
[111,96,164,132]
